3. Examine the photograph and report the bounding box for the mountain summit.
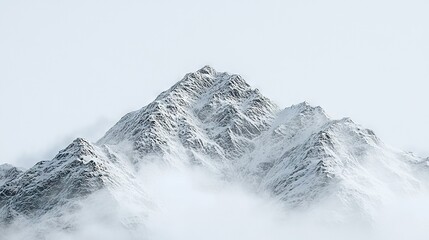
[0,66,427,232]
[98,66,277,166]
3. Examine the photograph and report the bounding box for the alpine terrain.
[1,66,428,237]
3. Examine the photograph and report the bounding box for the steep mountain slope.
[0,138,150,226]
[0,66,427,231]
[98,65,278,171]
[255,117,423,213]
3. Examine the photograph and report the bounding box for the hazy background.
[0,0,428,168]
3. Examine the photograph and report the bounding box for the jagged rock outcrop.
[0,164,24,187]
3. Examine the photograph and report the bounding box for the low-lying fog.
[2,164,429,240]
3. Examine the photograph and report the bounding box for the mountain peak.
[293,101,311,107]
[161,66,251,101]
[289,101,325,113]
[0,164,15,171]
[99,67,277,159]
[54,138,98,163]
[0,164,24,187]
[196,65,217,75]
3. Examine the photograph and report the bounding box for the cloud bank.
[2,163,429,240]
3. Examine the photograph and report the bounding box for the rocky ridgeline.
[0,66,427,227]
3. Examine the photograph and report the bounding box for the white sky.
[0,0,428,168]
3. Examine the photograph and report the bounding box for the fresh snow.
[0,66,427,233]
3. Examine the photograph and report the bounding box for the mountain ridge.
[1,66,427,232]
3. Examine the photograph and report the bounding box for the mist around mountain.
[1,66,428,240]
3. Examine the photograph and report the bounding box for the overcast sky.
[0,0,428,168]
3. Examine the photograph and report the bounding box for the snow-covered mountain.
[0,66,427,231]
[98,66,277,170]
